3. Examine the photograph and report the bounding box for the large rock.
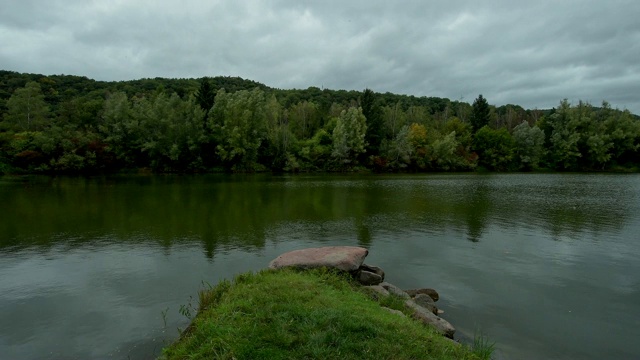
[413,293,438,315]
[359,264,385,281]
[405,300,455,338]
[363,285,390,297]
[379,282,410,299]
[357,270,383,285]
[268,246,368,272]
[405,288,440,302]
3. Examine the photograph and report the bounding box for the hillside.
[1,70,638,174]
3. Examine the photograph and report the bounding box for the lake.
[0,173,639,359]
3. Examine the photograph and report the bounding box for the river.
[0,173,639,359]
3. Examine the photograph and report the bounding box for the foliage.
[288,100,320,141]
[512,121,545,170]
[136,93,207,171]
[299,128,333,171]
[99,91,144,168]
[194,77,216,129]
[474,126,515,171]
[0,70,638,174]
[382,101,406,140]
[331,107,368,166]
[546,100,585,170]
[470,94,490,133]
[194,77,216,113]
[3,81,49,132]
[361,88,383,156]
[407,123,431,169]
[384,125,413,169]
[263,94,293,170]
[432,131,461,170]
[210,88,268,171]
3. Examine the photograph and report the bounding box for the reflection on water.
[0,174,639,359]
[2,174,632,252]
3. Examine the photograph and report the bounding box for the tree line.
[0,70,638,174]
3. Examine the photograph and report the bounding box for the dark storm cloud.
[1,0,639,112]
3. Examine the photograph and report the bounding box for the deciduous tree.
[473,125,515,171]
[512,121,545,170]
[547,100,581,170]
[210,88,267,171]
[331,107,368,165]
[361,89,383,156]
[4,81,49,131]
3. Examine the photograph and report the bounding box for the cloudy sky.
[2,0,639,113]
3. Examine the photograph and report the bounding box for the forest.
[1,70,639,174]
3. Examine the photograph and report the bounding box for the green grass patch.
[163,268,486,360]
[472,331,496,360]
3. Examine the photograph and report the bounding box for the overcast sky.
[1,0,639,113]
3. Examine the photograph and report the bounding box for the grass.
[472,331,496,360]
[162,268,491,360]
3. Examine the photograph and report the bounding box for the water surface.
[1,174,639,359]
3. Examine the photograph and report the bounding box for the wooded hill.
[1,70,638,174]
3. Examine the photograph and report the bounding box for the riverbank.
[161,268,489,360]
[2,163,640,176]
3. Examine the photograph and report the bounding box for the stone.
[359,264,385,281]
[405,288,440,302]
[379,282,410,299]
[361,285,389,300]
[381,307,406,317]
[357,270,383,286]
[268,246,368,271]
[405,299,455,338]
[413,293,438,315]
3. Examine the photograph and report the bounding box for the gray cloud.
[1,0,639,113]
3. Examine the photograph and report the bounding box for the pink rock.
[268,246,369,272]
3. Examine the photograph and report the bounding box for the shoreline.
[161,246,494,359]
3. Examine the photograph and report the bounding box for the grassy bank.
[162,268,489,360]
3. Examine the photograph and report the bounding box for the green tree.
[470,94,490,133]
[473,125,515,171]
[288,101,319,140]
[512,121,545,170]
[3,81,49,131]
[210,88,268,171]
[547,100,581,170]
[36,124,104,173]
[382,101,406,139]
[298,128,333,171]
[601,105,640,166]
[385,125,412,169]
[134,92,206,171]
[570,101,602,169]
[407,123,431,169]
[360,89,383,155]
[195,77,216,127]
[442,116,475,168]
[431,131,460,170]
[405,106,430,127]
[7,131,48,171]
[99,91,143,167]
[263,94,294,170]
[331,107,368,165]
[56,92,104,129]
